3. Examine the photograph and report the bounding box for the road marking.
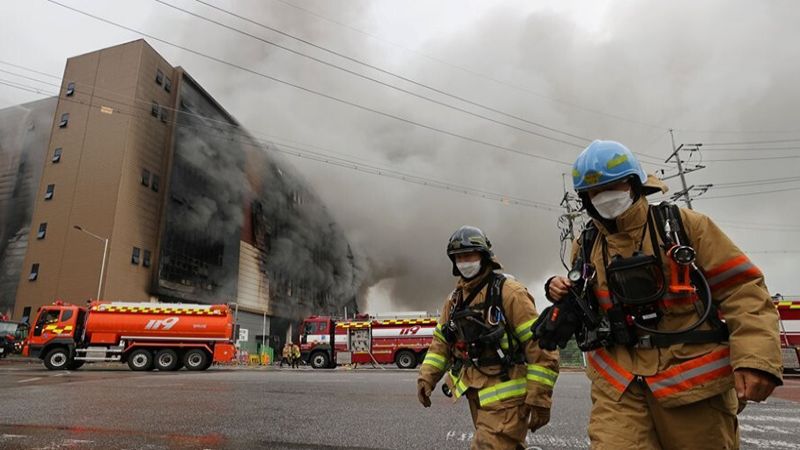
[741,437,800,449]
[446,431,589,448]
[0,435,25,439]
[17,377,42,383]
[741,415,800,424]
[740,424,793,435]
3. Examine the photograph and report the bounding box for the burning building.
[7,40,362,351]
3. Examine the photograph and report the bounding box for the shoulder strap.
[485,272,507,312]
[651,202,691,247]
[581,222,599,260]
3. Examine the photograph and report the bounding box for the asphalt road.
[1,361,798,449]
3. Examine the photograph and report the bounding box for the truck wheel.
[67,360,85,370]
[155,349,180,371]
[43,348,70,370]
[395,350,417,369]
[128,349,154,371]
[310,351,330,369]
[184,349,209,371]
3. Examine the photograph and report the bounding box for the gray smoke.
[126,0,800,311]
[0,98,56,316]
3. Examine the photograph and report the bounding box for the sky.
[1,0,799,314]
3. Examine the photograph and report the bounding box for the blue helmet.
[572,140,647,192]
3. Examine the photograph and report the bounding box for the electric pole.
[557,173,585,268]
[663,129,712,209]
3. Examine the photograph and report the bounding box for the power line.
[161,0,592,146]
[45,0,581,167]
[701,137,800,146]
[268,0,669,132]
[704,155,800,162]
[712,176,800,189]
[693,185,800,200]
[700,146,800,152]
[0,78,560,212]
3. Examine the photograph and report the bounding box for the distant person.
[281,342,291,368]
[291,342,301,369]
[543,140,783,448]
[417,226,559,449]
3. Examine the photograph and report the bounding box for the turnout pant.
[466,390,529,450]
[588,380,739,450]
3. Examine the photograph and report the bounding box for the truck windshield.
[304,322,318,335]
[0,323,16,334]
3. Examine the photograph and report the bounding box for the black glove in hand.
[533,301,581,351]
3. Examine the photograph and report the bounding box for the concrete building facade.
[5,40,361,352]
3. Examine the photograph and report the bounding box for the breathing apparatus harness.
[534,202,728,351]
[442,271,526,380]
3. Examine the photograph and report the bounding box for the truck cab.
[300,316,336,368]
[24,302,86,369]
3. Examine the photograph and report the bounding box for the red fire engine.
[23,301,237,371]
[300,312,438,369]
[776,296,800,372]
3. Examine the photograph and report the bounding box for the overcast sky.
[2,0,799,314]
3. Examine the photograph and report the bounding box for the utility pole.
[557,173,585,268]
[663,129,712,209]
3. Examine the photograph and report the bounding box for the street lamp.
[73,225,109,300]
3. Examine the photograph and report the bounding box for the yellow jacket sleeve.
[417,296,452,388]
[681,208,783,382]
[504,279,560,408]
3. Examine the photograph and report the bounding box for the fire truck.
[776,296,800,372]
[0,315,28,357]
[300,312,438,369]
[23,301,237,371]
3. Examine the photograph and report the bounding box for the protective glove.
[533,301,581,351]
[417,380,432,408]
[528,405,551,432]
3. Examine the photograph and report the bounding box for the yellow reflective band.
[514,319,535,343]
[527,364,558,388]
[448,372,469,398]
[500,333,509,350]
[478,378,526,407]
[422,352,447,371]
[433,324,447,343]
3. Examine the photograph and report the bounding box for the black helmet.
[447,226,493,276]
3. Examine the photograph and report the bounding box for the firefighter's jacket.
[578,181,783,407]
[418,269,560,410]
[291,345,301,359]
[282,346,291,359]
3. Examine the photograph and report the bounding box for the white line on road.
[0,435,25,439]
[741,437,800,449]
[741,415,800,424]
[740,424,794,435]
[17,377,42,383]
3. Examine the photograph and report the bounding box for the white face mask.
[591,190,633,219]
[456,261,482,279]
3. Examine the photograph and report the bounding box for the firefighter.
[280,342,291,368]
[291,342,301,369]
[417,226,559,450]
[545,140,783,449]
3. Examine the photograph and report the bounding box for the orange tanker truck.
[23,301,237,371]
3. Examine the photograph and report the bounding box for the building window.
[151,101,159,117]
[29,264,39,281]
[44,184,55,200]
[58,113,69,128]
[141,169,150,187]
[160,107,168,123]
[65,82,75,96]
[155,69,164,85]
[52,147,63,163]
[131,247,141,265]
[164,77,172,93]
[143,250,152,268]
[37,223,47,240]
[151,175,160,192]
